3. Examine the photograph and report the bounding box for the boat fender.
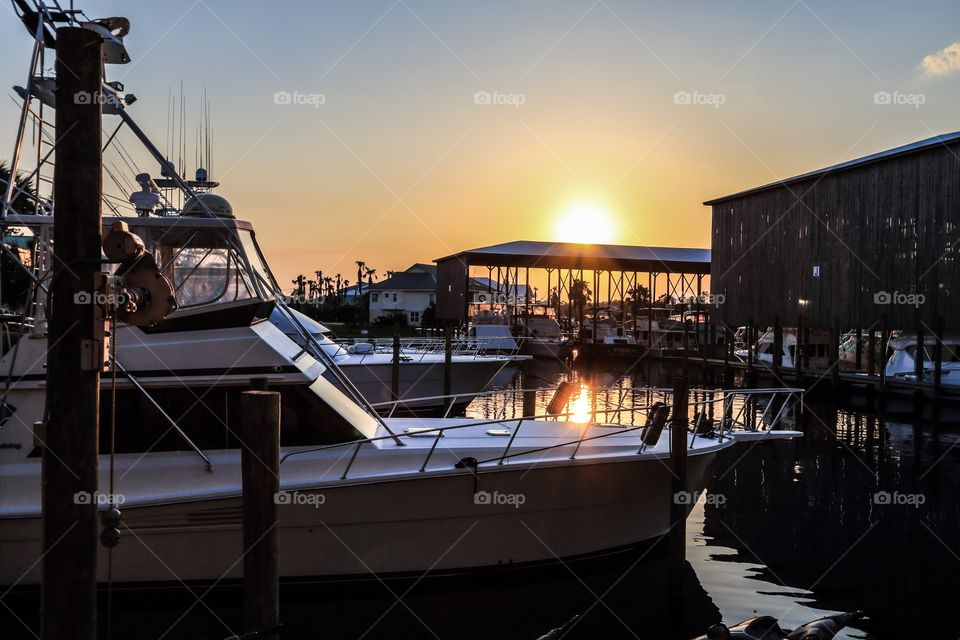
[705,624,731,640]
[785,610,864,640]
[641,401,671,446]
[546,381,576,415]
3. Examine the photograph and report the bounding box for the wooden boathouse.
[705,131,960,400]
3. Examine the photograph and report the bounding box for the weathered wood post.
[42,27,103,640]
[391,320,401,402]
[855,327,863,370]
[241,390,281,635]
[933,314,943,422]
[879,315,888,410]
[669,376,689,563]
[830,317,841,389]
[772,315,783,371]
[668,375,690,621]
[443,322,453,398]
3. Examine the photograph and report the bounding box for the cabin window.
[98,384,361,454]
[144,227,260,308]
[371,293,379,302]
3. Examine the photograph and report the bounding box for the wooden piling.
[933,314,943,417]
[668,376,689,566]
[443,323,453,398]
[391,320,400,402]
[241,390,281,635]
[772,316,783,371]
[668,376,689,615]
[41,27,103,640]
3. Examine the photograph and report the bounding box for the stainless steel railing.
[280,386,804,480]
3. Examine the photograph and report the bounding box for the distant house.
[368,264,438,326]
[337,282,369,306]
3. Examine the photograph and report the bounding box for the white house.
[368,264,438,326]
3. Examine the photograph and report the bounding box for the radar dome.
[182,193,234,218]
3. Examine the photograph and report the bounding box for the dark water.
[4,360,959,639]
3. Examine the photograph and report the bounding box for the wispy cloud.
[921,41,960,76]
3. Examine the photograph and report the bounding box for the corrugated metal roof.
[704,131,960,205]
[436,240,710,273]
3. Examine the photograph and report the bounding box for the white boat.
[0,4,802,588]
[0,213,803,586]
[884,333,960,386]
[520,313,571,359]
[269,311,525,413]
[735,328,832,369]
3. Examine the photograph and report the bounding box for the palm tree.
[355,261,366,291]
[0,160,38,215]
[626,284,650,318]
[569,279,591,330]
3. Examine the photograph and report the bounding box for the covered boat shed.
[706,131,960,333]
[434,240,711,323]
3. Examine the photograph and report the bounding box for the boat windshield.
[138,224,277,309]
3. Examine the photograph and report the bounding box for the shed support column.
[772,316,783,371]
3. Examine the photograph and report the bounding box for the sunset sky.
[1,0,959,285]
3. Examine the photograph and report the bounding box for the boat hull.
[0,453,717,586]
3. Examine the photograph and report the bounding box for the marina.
[0,1,958,639]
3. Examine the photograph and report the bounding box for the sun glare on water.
[553,202,617,244]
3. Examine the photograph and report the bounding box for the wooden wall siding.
[711,143,960,330]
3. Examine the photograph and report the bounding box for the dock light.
[798,299,810,306]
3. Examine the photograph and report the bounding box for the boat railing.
[280,386,804,480]
[329,335,529,362]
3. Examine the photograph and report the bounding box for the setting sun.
[553,202,617,244]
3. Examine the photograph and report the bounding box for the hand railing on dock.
[281,386,804,480]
